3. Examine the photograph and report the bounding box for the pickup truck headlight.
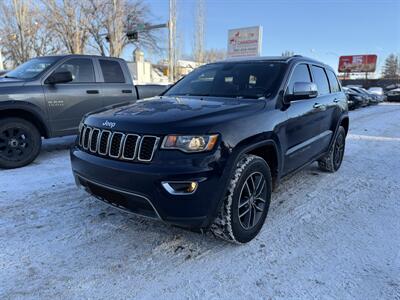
[162,134,218,152]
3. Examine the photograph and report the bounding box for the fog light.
[162,181,198,195]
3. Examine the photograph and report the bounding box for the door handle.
[122,90,132,94]
[313,103,325,109]
[86,90,99,94]
[333,98,340,103]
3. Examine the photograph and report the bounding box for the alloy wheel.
[238,172,267,230]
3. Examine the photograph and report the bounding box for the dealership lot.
[1,104,399,299]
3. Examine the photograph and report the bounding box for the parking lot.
[1,103,399,299]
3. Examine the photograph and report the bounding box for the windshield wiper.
[4,75,19,79]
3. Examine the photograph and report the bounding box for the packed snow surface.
[1,103,399,299]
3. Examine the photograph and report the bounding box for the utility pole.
[168,0,176,82]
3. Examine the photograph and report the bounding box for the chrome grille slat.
[138,136,160,162]
[78,126,158,163]
[98,130,112,155]
[89,128,100,153]
[83,127,92,150]
[109,132,125,158]
[121,134,140,160]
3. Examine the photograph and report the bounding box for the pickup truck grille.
[79,126,160,163]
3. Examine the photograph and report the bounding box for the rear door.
[97,59,137,107]
[283,63,332,174]
[309,65,336,151]
[43,58,102,136]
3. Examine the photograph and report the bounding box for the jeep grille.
[79,126,160,163]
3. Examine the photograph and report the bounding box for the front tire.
[210,154,272,244]
[0,118,42,169]
[318,126,346,172]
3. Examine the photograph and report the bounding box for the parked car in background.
[386,88,400,102]
[0,54,169,169]
[368,86,386,102]
[345,87,369,107]
[343,87,364,109]
[71,56,349,243]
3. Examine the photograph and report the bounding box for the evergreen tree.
[382,54,400,78]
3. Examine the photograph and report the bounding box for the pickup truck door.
[43,58,102,136]
[96,59,138,107]
[283,64,333,174]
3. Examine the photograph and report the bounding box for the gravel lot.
[1,103,399,299]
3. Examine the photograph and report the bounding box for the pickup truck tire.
[0,118,42,169]
[210,154,272,244]
[318,126,346,172]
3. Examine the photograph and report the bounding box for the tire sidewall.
[333,127,346,171]
[230,157,272,243]
[0,118,42,169]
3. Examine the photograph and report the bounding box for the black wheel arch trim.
[0,101,51,137]
[328,114,349,150]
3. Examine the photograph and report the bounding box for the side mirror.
[45,71,73,84]
[286,82,318,102]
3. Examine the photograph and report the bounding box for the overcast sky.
[123,0,400,76]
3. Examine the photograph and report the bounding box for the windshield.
[4,57,59,80]
[165,62,286,99]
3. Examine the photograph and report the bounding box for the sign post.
[227,26,263,58]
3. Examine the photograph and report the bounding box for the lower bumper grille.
[76,175,160,219]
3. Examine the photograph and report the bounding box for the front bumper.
[70,147,228,228]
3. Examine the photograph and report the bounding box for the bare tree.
[193,0,205,63]
[281,50,294,57]
[0,0,60,67]
[84,0,161,58]
[203,49,226,63]
[41,0,88,54]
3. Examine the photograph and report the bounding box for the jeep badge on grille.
[102,120,116,128]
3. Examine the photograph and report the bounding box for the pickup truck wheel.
[210,154,272,244]
[318,126,346,172]
[0,118,42,169]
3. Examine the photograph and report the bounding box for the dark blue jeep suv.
[70,56,349,243]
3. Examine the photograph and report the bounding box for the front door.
[43,58,102,136]
[283,63,332,174]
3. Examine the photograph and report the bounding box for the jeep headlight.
[162,134,218,152]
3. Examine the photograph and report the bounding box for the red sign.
[338,55,377,73]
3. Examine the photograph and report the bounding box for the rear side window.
[55,58,95,83]
[326,70,341,93]
[99,60,125,83]
[311,66,330,96]
[287,64,311,94]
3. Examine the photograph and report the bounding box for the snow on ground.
[1,104,399,299]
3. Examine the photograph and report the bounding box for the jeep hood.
[84,96,266,134]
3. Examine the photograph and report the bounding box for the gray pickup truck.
[0,54,168,168]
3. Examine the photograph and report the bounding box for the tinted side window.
[287,64,311,94]
[99,60,125,83]
[326,70,340,93]
[55,58,95,83]
[311,66,330,95]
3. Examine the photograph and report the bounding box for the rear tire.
[0,118,42,169]
[318,126,346,172]
[210,154,272,244]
